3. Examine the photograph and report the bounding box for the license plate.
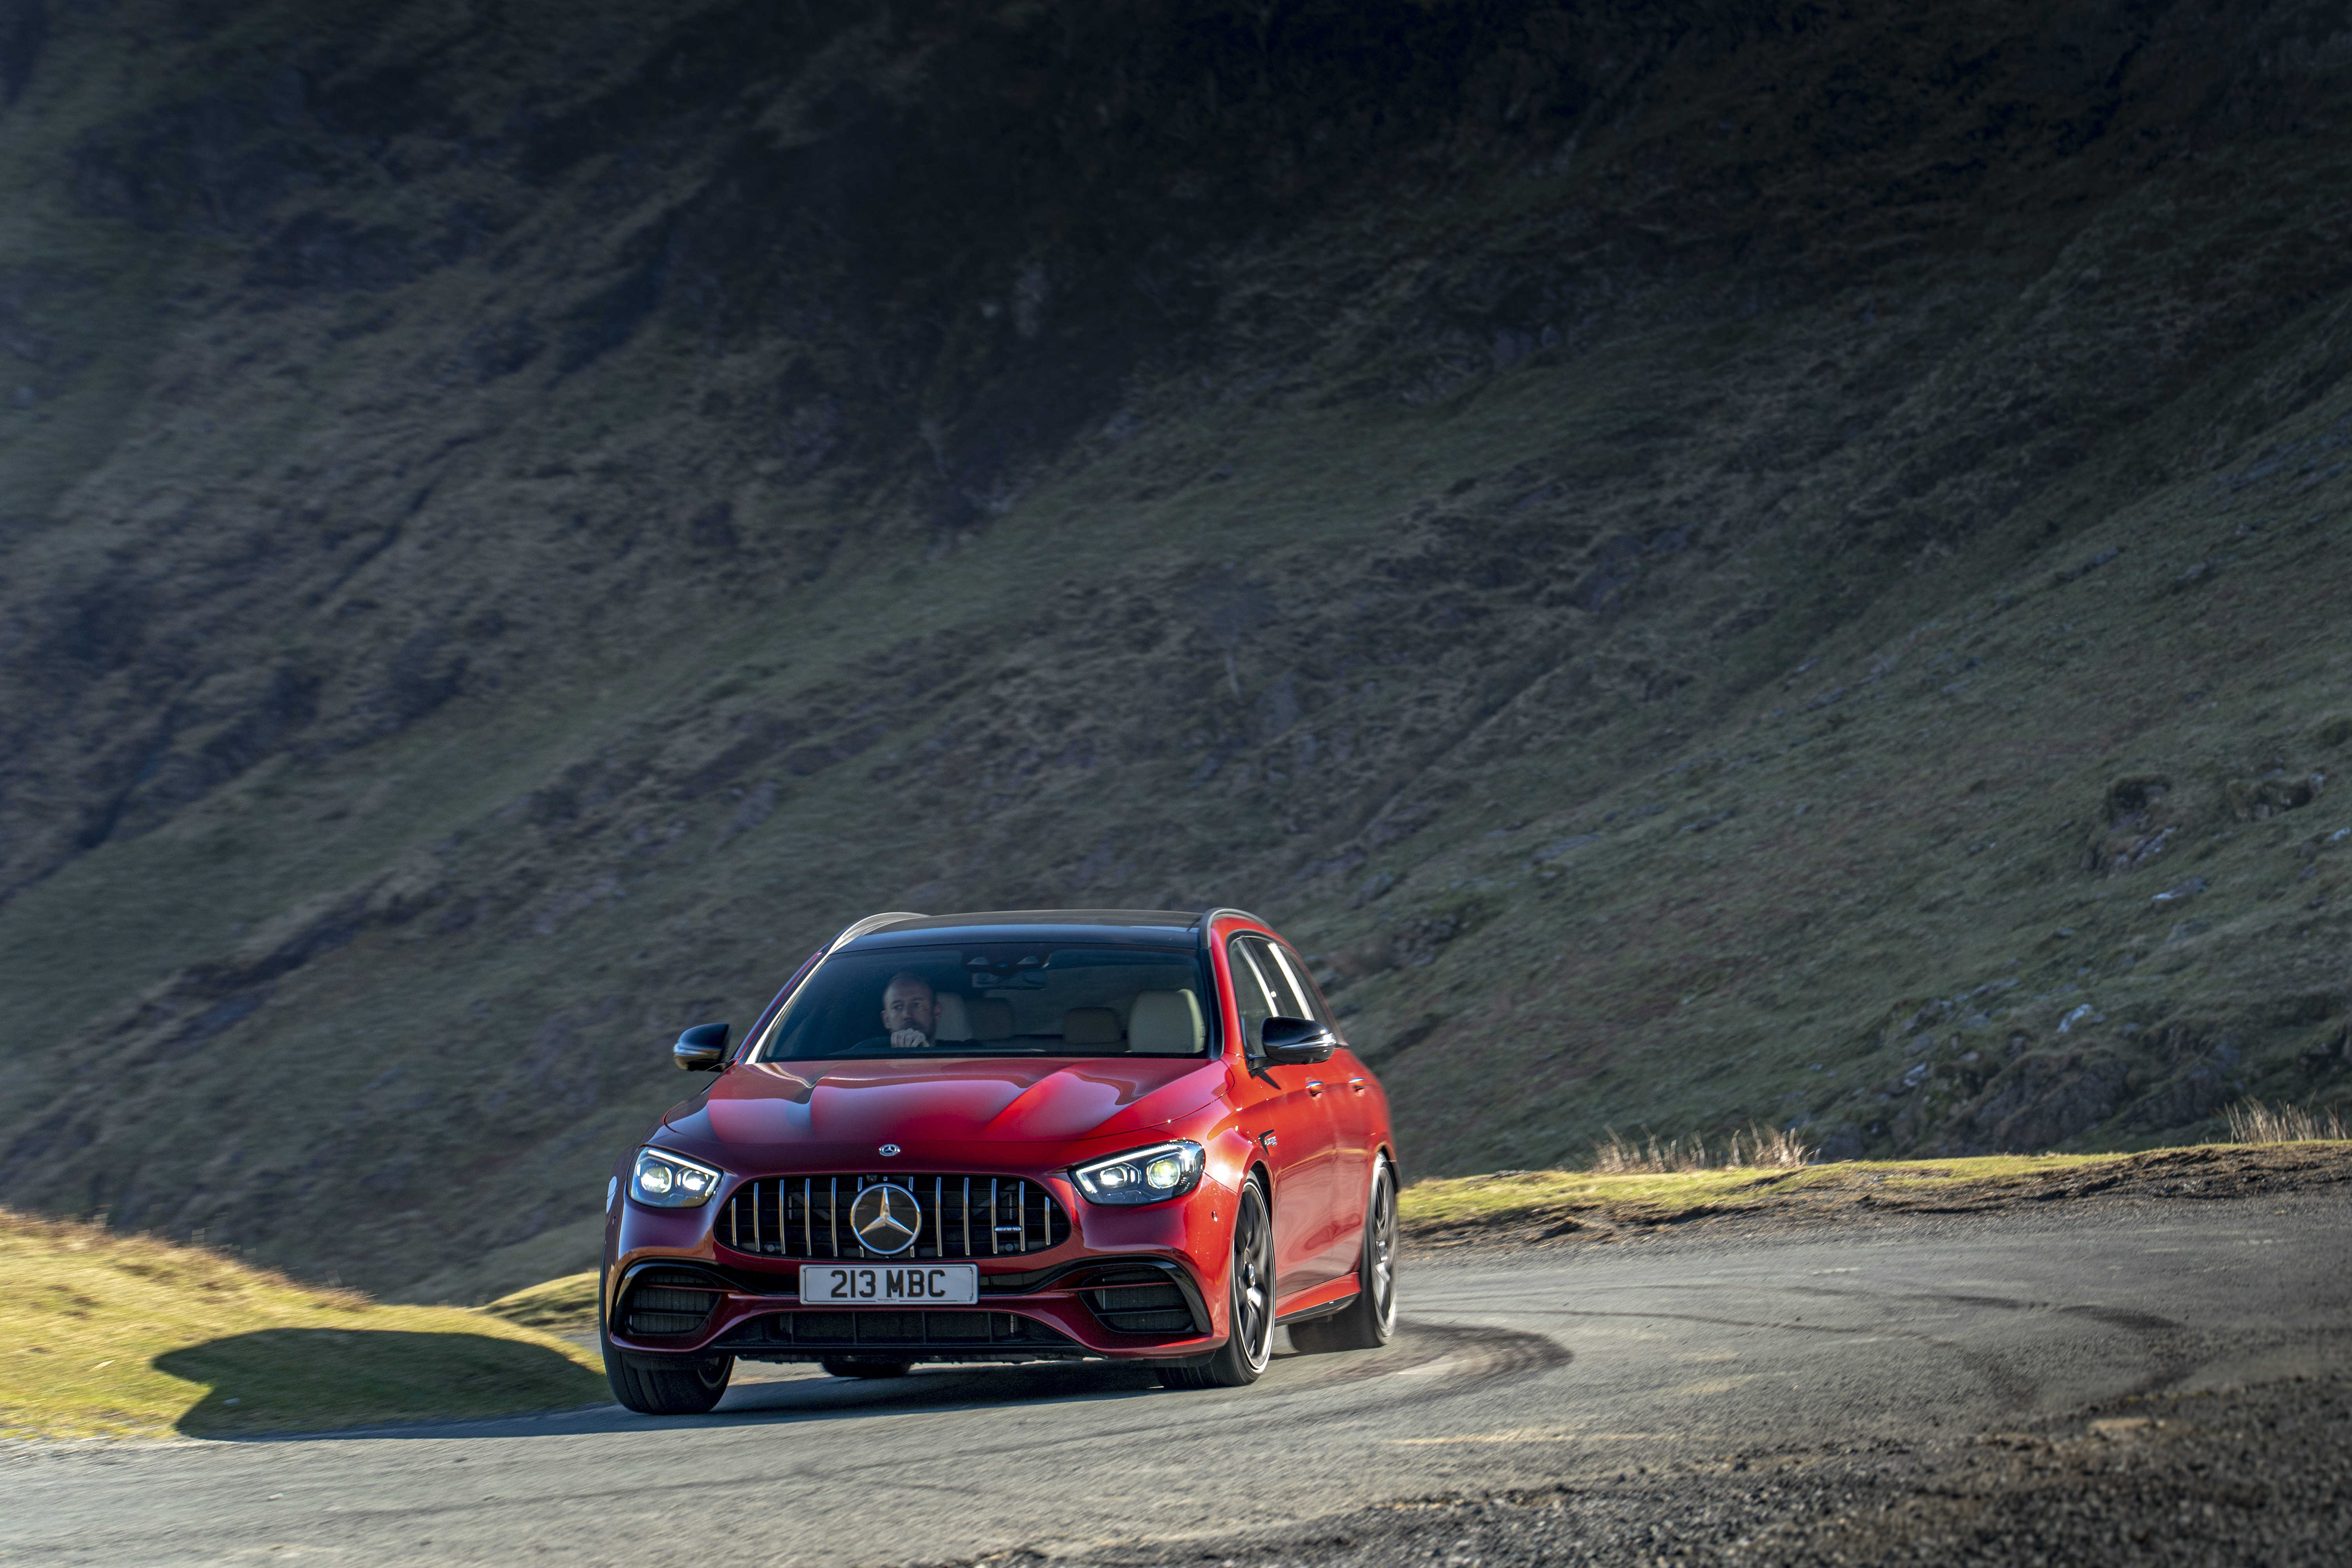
[800,1262,980,1305]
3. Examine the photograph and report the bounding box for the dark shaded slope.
[0,0,2348,1289]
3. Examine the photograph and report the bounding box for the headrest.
[967,997,1013,1041]
[1128,990,1205,1054]
[933,993,972,1041]
[1061,1006,1122,1046]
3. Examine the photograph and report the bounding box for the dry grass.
[0,1209,605,1440]
[1589,1123,1816,1174]
[1400,1138,2352,1237]
[1399,1151,2138,1232]
[2222,1099,2350,1145]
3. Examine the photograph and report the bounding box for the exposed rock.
[1933,1051,2130,1156]
[2228,771,2326,820]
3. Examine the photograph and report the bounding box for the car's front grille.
[1082,1266,1197,1334]
[715,1310,1077,1349]
[719,1174,1071,1259]
[621,1269,722,1336]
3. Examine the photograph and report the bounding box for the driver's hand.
[890,1028,930,1049]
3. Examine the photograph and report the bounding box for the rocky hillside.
[2,0,2349,1295]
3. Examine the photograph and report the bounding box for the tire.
[1287,1156,1398,1355]
[1158,1180,1274,1390]
[602,1320,734,1415]
[822,1359,911,1379]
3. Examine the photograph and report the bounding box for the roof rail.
[1196,907,1261,946]
[831,911,928,946]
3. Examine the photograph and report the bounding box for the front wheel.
[1287,1155,1397,1354]
[603,1324,733,1415]
[1158,1180,1274,1389]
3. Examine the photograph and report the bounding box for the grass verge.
[1,1210,606,1440]
[1399,1142,2352,1243]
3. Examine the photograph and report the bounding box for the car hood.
[658,1055,1228,1160]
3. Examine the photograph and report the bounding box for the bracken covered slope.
[0,0,2349,1294]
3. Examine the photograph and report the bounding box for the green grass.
[0,1210,604,1440]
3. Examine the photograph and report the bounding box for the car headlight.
[1071,1140,1205,1205]
[631,1147,724,1208]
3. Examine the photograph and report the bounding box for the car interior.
[759,946,1214,1057]
[929,989,1206,1052]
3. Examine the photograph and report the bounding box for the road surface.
[5,1192,2346,1566]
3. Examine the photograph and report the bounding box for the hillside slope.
[0,0,2348,1292]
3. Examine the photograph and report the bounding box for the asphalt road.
[6,1192,2347,1567]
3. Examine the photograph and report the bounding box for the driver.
[877,971,938,1049]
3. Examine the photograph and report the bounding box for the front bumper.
[603,1254,1221,1365]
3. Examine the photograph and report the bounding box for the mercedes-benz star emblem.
[878,1143,901,1157]
[850,1182,923,1254]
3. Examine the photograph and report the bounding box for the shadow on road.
[702,1319,1568,1430]
[156,1327,606,1438]
[258,1319,1569,1442]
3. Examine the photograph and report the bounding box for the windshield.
[753,944,1218,1060]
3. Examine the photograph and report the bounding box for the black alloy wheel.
[1287,1155,1398,1354]
[822,1359,912,1378]
[1158,1180,1274,1389]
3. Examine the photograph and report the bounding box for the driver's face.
[881,980,936,1037]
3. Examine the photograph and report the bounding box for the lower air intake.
[1085,1276,1196,1335]
[621,1270,721,1336]
[716,1311,1076,1350]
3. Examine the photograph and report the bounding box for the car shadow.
[192,1321,1562,1442]
[717,1356,1169,1416]
[154,1327,607,1439]
[318,1355,1194,1440]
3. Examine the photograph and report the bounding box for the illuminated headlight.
[1071,1140,1205,1205]
[631,1147,724,1208]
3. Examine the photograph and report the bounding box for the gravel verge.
[954,1372,2350,1567]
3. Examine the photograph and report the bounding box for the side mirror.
[1258,1015,1336,1066]
[673,1022,730,1073]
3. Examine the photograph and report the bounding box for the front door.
[1261,940,1368,1286]
[1228,935,1344,1294]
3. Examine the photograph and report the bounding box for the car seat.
[1127,989,1205,1054]
[1061,1007,1123,1047]
[935,994,1016,1042]
[934,993,973,1041]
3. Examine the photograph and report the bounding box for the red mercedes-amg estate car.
[599,908,1399,1414]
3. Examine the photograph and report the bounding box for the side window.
[1264,944,1332,1025]
[1250,940,1306,1020]
[1227,937,1280,1055]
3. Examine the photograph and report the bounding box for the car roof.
[838,909,1249,951]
